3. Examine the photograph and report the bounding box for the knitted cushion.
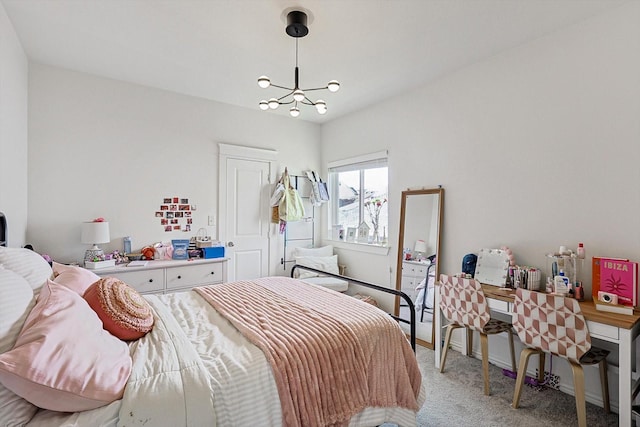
[84,277,154,340]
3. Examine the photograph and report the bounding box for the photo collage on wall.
[156,197,196,232]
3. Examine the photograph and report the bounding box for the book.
[594,301,635,315]
[591,257,602,301]
[592,257,638,307]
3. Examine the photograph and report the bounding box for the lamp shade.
[414,240,428,254]
[81,221,110,246]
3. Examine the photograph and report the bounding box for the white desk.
[434,284,640,426]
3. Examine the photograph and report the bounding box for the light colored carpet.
[414,346,618,426]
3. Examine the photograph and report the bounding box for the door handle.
[227,242,234,247]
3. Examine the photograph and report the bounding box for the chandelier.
[258,10,340,118]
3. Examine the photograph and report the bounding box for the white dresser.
[94,258,228,294]
[401,260,431,299]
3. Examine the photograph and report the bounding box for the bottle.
[554,270,570,295]
[546,277,554,293]
[577,243,585,259]
[123,236,132,255]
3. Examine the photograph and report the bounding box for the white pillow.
[294,245,334,258]
[0,247,53,291]
[0,268,38,425]
[0,269,35,353]
[294,255,339,279]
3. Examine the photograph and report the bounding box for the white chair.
[293,245,348,292]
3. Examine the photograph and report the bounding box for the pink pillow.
[0,280,132,412]
[84,277,154,341]
[52,262,100,295]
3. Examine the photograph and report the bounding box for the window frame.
[327,150,388,248]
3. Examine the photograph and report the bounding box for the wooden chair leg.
[440,324,458,373]
[507,329,516,373]
[599,358,610,413]
[480,332,490,395]
[512,348,538,409]
[538,352,545,383]
[467,328,473,357]
[569,361,587,427]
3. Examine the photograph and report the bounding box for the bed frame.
[0,212,6,247]
[290,264,417,351]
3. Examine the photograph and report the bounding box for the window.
[328,151,388,245]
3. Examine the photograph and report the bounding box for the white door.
[218,144,276,281]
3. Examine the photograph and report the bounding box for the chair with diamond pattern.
[438,274,516,396]
[511,288,610,427]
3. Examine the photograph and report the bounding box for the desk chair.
[439,274,516,395]
[511,289,610,427]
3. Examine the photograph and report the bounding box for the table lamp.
[81,221,110,262]
[414,240,428,260]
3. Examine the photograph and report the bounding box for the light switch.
[208,215,215,226]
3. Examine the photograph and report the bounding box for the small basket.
[195,228,213,248]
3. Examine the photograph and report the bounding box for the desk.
[434,283,640,426]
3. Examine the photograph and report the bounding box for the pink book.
[598,258,638,306]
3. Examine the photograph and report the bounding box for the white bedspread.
[28,290,424,427]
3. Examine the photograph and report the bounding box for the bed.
[0,246,424,427]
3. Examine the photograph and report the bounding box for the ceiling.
[1,0,626,123]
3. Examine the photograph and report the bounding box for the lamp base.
[84,248,104,262]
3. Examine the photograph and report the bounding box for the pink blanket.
[195,277,421,427]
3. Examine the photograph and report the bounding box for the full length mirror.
[394,187,444,349]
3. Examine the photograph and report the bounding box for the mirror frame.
[394,187,444,349]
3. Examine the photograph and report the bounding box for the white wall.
[0,3,28,247]
[322,2,640,299]
[319,1,639,408]
[27,63,321,274]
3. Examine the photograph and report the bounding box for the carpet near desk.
[414,346,618,426]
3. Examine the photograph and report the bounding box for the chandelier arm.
[301,86,330,92]
[275,90,294,101]
[278,99,295,105]
[300,100,315,106]
[269,83,295,91]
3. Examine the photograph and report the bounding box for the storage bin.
[202,246,225,259]
[172,239,190,260]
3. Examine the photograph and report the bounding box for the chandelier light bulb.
[290,106,300,117]
[327,80,340,92]
[268,98,280,109]
[259,100,269,110]
[258,76,271,89]
[293,89,305,102]
[315,100,327,114]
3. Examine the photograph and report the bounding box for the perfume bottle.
[123,236,132,254]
